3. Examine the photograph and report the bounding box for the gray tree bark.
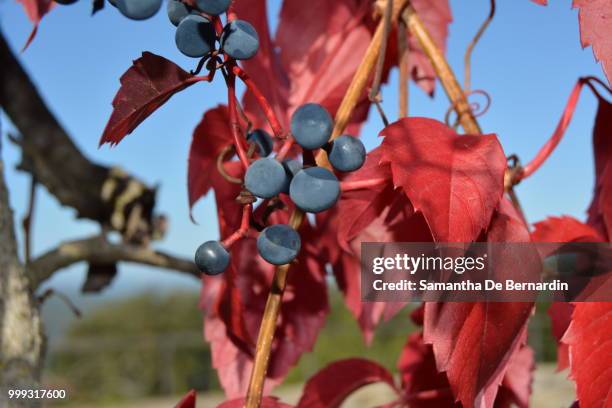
[0,153,44,408]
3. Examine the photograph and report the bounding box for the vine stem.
[518,77,612,180]
[402,5,481,135]
[233,65,285,139]
[222,204,253,248]
[226,67,251,169]
[244,209,305,407]
[244,1,500,406]
[244,3,410,407]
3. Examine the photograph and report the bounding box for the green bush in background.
[44,289,557,405]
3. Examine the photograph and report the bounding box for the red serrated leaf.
[379,118,506,243]
[562,302,612,407]
[530,0,548,5]
[296,358,397,408]
[99,52,202,146]
[398,333,458,408]
[218,396,294,408]
[423,199,534,408]
[573,0,612,85]
[175,389,196,408]
[16,0,54,50]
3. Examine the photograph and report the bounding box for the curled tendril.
[216,145,243,184]
[444,89,492,129]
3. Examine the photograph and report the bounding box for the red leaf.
[405,0,452,94]
[232,0,290,130]
[532,216,604,244]
[330,167,432,342]
[187,105,244,230]
[562,302,612,407]
[16,0,54,50]
[494,345,535,408]
[297,358,397,408]
[236,0,373,133]
[379,118,506,243]
[175,389,196,408]
[548,302,574,371]
[573,0,612,85]
[423,199,534,408]
[218,396,294,408]
[530,216,602,371]
[335,148,393,250]
[99,52,202,146]
[398,333,458,408]
[205,214,329,397]
[588,95,612,239]
[530,0,548,5]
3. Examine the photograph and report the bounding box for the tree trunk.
[0,155,44,408]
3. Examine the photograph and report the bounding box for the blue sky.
[0,0,605,297]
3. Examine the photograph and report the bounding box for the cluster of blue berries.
[170,0,259,60]
[195,103,366,276]
[54,0,259,62]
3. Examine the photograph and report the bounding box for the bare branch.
[28,236,199,288]
[0,32,158,242]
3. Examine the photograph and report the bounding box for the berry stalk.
[222,203,253,248]
[233,65,285,139]
[225,67,251,168]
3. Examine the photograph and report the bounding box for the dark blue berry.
[116,0,162,20]
[220,20,260,60]
[281,159,302,193]
[257,224,301,265]
[195,240,230,275]
[54,0,79,5]
[290,166,340,213]
[175,14,216,58]
[247,129,274,157]
[167,0,191,26]
[328,135,366,172]
[244,158,286,199]
[195,0,230,15]
[290,103,333,150]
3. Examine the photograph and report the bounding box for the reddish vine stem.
[222,204,253,248]
[233,65,285,139]
[341,177,389,191]
[276,138,294,162]
[520,76,612,180]
[225,67,251,169]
